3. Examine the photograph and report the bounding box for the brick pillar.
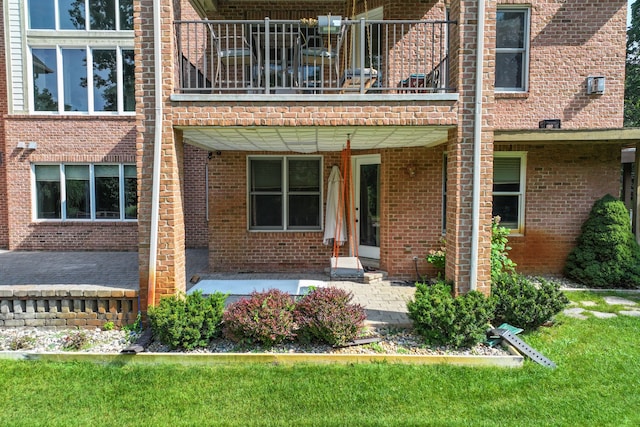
[136,0,186,312]
[445,0,495,296]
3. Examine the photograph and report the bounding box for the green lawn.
[1,291,639,426]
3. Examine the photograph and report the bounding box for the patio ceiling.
[177,125,453,153]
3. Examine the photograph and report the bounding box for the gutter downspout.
[470,0,486,291]
[147,0,163,307]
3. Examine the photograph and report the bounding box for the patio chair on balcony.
[398,56,448,93]
[340,68,378,92]
[210,25,259,91]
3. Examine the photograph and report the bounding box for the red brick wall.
[494,0,627,130]
[171,101,458,127]
[502,143,621,274]
[4,116,137,250]
[0,0,8,248]
[207,148,448,278]
[184,144,208,248]
[380,146,447,279]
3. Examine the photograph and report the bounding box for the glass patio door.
[353,154,380,259]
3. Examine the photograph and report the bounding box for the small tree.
[564,194,640,288]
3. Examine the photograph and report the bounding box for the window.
[249,157,322,230]
[493,153,526,232]
[495,8,529,91]
[28,0,133,31]
[34,164,137,220]
[31,47,135,113]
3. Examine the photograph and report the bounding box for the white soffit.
[178,126,452,153]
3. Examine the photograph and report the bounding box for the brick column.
[445,0,495,296]
[136,0,186,312]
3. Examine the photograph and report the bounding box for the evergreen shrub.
[564,194,640,288]
[147,290,226,350]
[222,289,296,346]
[407,281,495,348]
[294,286,366,346]
[492,274,569,330]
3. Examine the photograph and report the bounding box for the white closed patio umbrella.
[323,165,347,246]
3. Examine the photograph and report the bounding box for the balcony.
[174,18,455,99]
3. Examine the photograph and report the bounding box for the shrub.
[492,274,569,330]
[148,290,226,350]
[9,335,36,351]
[62,330,89,351]
[491,217,516,281]
[425,217,516,283]
[407,281,495,348]
[223,289,296,346]
[294,287,367,346]
[564,194,640,288]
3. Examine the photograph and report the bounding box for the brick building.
[2,0,639,312]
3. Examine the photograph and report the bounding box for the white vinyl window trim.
[247,155,323,231]
[493,152,527,234]
[495,7,530,92]
[32,163,137,222]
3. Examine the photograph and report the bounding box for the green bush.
[492,274,569,330]
[148,290,226,350]
[491,217,516,281]
[294,287,367,346]
[564,194,640,288]
[425,217,516,282]
[222,289,296,346]
[407,281,495,348]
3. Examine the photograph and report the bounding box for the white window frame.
[247,155,323,231]
[495,7,530,92]
[27,45,134,115]
[493,152,527,234]
[32,163,137,222]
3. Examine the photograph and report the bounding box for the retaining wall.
[0,289,139,328]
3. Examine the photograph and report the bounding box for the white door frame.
[352,154,381,259]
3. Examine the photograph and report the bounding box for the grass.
[0,291,639,426]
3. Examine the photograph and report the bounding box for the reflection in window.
[124,165,137,219]
[95,165,120,219]
[89,0,116,30]
[35,165,61,219]
[122,50,135,111]
[28,0,55,29]
[249,157,322,230]
[493,155,525,230]
[32,49,58,111]
[93,49,117,112]
[62,49,88,112]
[65,165,91,219]
[119,0,133,30]
[28,0,132,30]
[31,48,134,113]
[495,9,529,91]
[34,164,137,221]
[59,0,85,30]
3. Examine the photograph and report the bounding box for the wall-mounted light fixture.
[16,141,37,150]
[586,76,605,95]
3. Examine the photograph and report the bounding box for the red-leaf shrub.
[294,287,367,346]
[222,289,296,346]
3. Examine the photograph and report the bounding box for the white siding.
[6,0,26,112]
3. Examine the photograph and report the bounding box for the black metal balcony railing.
[174,18,454,95]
